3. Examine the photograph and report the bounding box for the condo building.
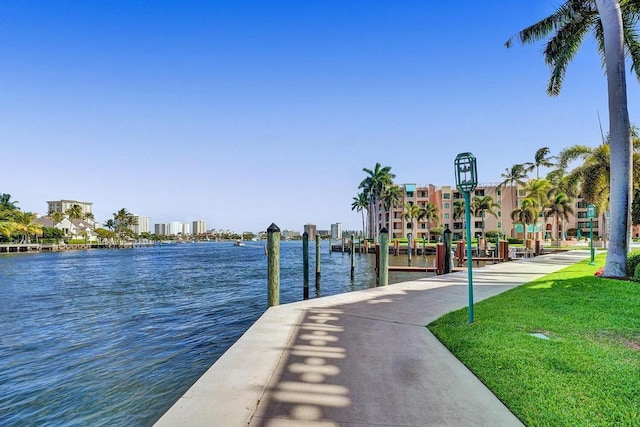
[47,200,93,217]
[368,183,603,241]
[193,220,207,235]
[131,215,151,235]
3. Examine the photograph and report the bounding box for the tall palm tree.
[11,211,43,244]
[103,219,116,231]
[453,199,466,239]
[351,192,369,240]
[472,195,500,244]
[359,163,395,239]
[511,198,539,241]
[404,203,425,239]
[423,202,440,243]
[381,185,403,234]
[498,164,529,210]
[506,0,639,276]
[531,147,556,179]
[113,208,138,241]
[544,193,575,246]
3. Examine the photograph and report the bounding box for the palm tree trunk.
[596,0,631,277]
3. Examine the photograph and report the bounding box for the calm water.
[0,241,431,426]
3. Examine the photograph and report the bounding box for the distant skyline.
[2,1,639,232]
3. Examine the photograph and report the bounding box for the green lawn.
[428,255,640,426]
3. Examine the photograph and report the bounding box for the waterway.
[0,241,433,426]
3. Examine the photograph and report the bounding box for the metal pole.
[464,192,474,323]
[590,217,595,266]
[267,223,280,307]
[444,228,452,274]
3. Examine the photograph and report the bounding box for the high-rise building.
[131,215,150,234]
[304,224,317,240]
[167,222,182,235]
[182,223,191,235]
[154,223,166,235]
[330,223,342,239]
[192,220,207,235]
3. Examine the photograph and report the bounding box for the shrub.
[485,230,501,239]
[507,237,523,245]
[626,250,640,279]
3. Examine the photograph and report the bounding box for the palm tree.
[11,211,43,244]
[404,202,425,240]
[66,204,84,221]
[453,199,466,239]
[351,192,369,240]
[359,163,395,239]
[506,0,639,276]
[531,147,555,179]
[472,195,500,244]
[103,219,116,231]
[511,198,539,241]
[422,202,440,243]
[0,193,19,211]
[113,208,138,241]
[381,185,403,234]
[498,164,529,210]
[544,193,575,246]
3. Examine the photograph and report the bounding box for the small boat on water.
[233,240,245,246]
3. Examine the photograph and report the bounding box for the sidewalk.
[155,250,590,426]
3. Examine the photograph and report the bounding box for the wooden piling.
[379,228,389,286]
[350,234,355,280]
[407,233,412,266]
[303,231,309,300]
[315,235,321,290]
[267,223,280,307]
[436,243,445,275]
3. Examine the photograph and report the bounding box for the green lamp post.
[455,152,478,323]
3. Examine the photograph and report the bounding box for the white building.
[182,223,191,235]
[131,215,150,235]
[167,221,182,236]
[331,223,342,239]
[193,220,207,235]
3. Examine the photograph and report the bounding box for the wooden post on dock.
[341,236,345,253]
[444,227,452,274]
[303,231,309,300]
[407,233,413,266]
[267,223,280,307]
[375,244,380,285]
[436,243,445,275]
[350,234,355,280]
[379,228,389,286]
[315,235,321,291]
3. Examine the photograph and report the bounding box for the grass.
[427,254,640,426]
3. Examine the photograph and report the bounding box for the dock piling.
[267,223,280,307]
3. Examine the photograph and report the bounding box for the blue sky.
[2,1,639,232]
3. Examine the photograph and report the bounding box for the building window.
[420,191,427,197]
[497,190,501,196]
[421,224,426,229]
[498,211,502,217]
[497,222,501,228]
[453,192,462,199]
[406,191,414,198]
[407,223,412,229]
[444,202,450,209]
[475,189,485,196]
[518,189,526,196]
[444,213,450,219]
[443,193,451,199]
[475,221,483,228]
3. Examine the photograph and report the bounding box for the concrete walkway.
[155,250,590,426]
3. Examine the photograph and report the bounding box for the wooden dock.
[388,265,465,273]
